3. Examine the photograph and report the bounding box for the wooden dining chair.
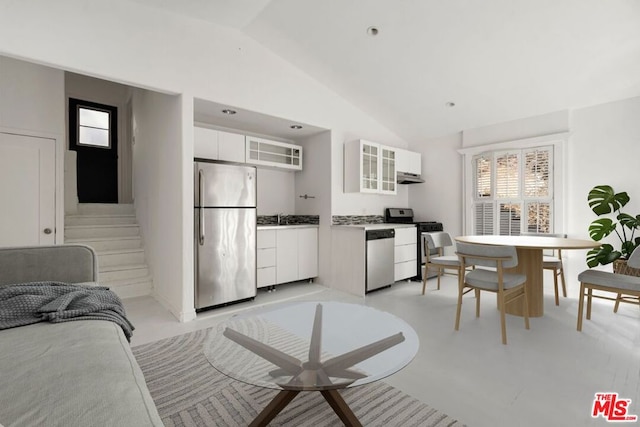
[421,232,460,294]
[577,246,640,330]
[455,242,530,345]
[521,232,567,306]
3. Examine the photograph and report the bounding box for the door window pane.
[78,107,110,148]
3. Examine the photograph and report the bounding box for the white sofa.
[0,245,163,427]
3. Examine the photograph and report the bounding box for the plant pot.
[613,259,640,276]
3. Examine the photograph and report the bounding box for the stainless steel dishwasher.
[365,228,395,292]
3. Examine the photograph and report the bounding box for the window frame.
[459,132,568,236]
[76,104,113,149]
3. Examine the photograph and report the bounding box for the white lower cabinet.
[276,229,299,284]
[258,226,318,288]
[394,227,417,281]
[257,229,276,288]
[298,227,319,279]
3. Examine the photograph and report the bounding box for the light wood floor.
[124,274,640,427]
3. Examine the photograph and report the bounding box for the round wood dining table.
[455,235,599,317]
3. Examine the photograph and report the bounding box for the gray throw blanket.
[0,282,134,341]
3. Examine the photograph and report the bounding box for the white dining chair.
[421,232,460,294]
[455,242,530,345]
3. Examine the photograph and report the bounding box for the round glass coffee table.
[204,301,419,427]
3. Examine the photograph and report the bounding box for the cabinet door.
[194,127,218,160]
[394,227,417,245]
[380,146,396,194]
[298,227,318,279]
[361,142,379,192]
[218,131,245,163]
[276,228,298,284]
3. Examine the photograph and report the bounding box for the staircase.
[64,203,153,299]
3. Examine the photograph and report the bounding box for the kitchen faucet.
[277,213,283,225]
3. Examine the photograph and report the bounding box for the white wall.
[132,89,189,320]
[256,169,295,215]
[565,95,640,285]
[295,131,333,283]
[409,133,464,246]
[0,56,65,244]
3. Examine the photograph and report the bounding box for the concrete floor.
[124,275,640,427]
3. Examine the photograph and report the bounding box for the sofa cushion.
[0,321,162,427]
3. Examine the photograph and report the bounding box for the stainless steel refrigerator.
[194,160,257,310]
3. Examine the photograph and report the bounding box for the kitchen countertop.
[332,223,416,230]
[257,224,319,230]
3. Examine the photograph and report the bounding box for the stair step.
[77,203,135,215]
[96,248,145,268]
[65,224,140,239]
[64,236,143,251]
[105,278,153,299]
[65,214,137,226]
[99,264,150,282]
[65,204,153,299]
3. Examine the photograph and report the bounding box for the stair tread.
[100,275,153,285]
[65,236,141,242]
[99,263,149,272]
[95,248,145,255]
[66,213,135,217]
[65,224,139,229]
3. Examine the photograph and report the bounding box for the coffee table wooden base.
[250,389,362,427]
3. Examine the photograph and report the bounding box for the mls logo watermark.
[592,393,638,422]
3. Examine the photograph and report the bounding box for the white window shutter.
[474,202,494,235]
[524,149,551,198]
[499,202,522,235]
[495,153,519,199]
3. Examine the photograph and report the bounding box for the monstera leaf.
[586,244,621,268]
[588,185,629,215]
[618,213,640,230]
[588,218,616,241]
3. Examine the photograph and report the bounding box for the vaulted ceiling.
[130,0,640,142]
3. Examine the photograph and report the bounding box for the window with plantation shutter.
[471,146,553,236]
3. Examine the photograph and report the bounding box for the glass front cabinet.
[344,139,397,195]
[245,136,302,171]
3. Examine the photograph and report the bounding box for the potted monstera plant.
[586,185,640,273]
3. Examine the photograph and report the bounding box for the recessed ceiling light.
[221,109,237,115]
[366,26,379,36]
[290,125,303,130]
[445,102,456,108]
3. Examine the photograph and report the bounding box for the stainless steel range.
[384,208,443,281]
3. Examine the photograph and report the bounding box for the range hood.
[397,171,425,184]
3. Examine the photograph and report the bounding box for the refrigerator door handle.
[199,169,205,245]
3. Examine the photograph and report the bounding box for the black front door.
[69,98,118,203]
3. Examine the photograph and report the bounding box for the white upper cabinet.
[344,139,397,195]
[194,126,245,163]
[395,148,422,175]
[194,126,218,160]
[245,136,302,171]
[218,130,245,163]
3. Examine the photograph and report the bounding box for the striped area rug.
[132,328,465,426]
